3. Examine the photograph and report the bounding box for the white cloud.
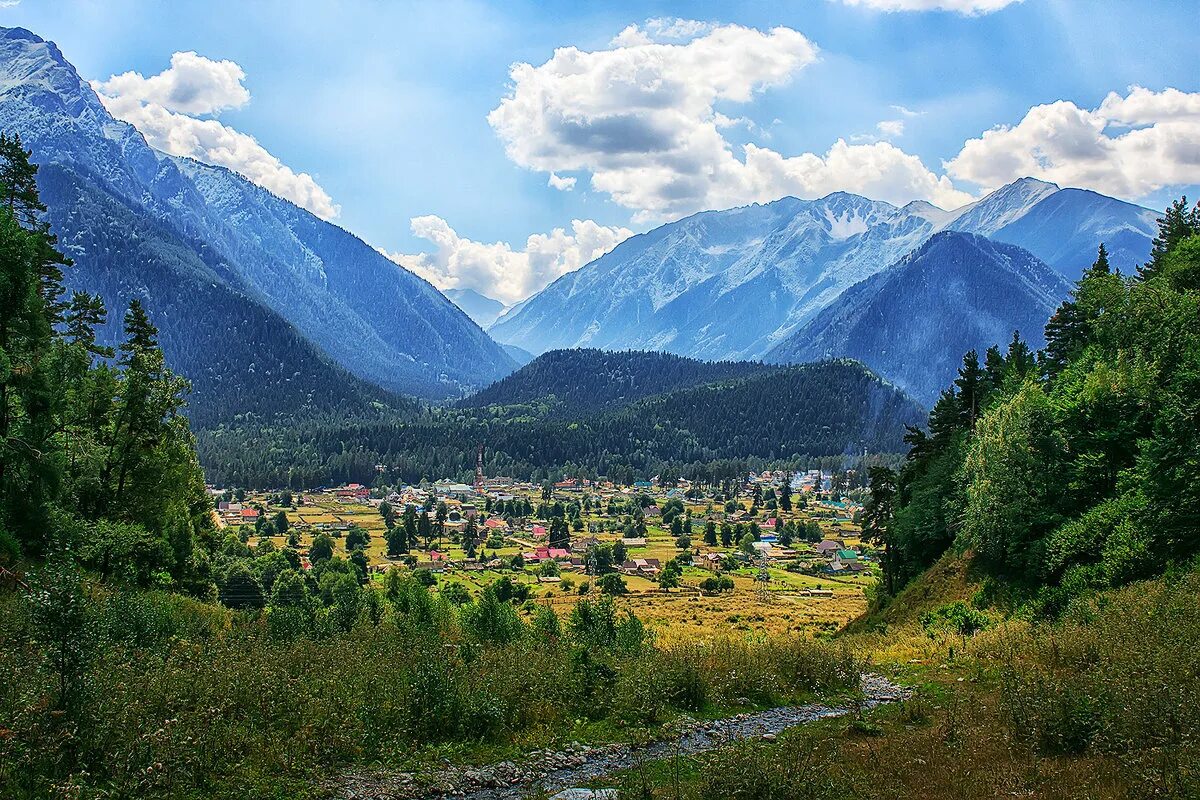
[876,119,905,138]
[945,86,1200,199]
[547,172,576,191]
[94,51,249,115]
[386,217,633,305]
[93,54,340,220]
[488,19,972,221]
[834,0,1023,14]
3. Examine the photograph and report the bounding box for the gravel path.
[330,674,909,799]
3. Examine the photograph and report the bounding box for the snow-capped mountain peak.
[490,177,1156,361]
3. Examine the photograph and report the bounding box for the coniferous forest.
[863,206,1200,610]
[196,358,924,489]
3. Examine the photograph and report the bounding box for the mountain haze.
[445,287,508,328]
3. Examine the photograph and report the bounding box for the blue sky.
[3,0,1198,302]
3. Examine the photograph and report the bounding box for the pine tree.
[1141,197,1200,279]
[1005,331,1035,382]
[779,475,792,512]
[0,137,70,549]
[954,350,986,430]
[862,466,898,595]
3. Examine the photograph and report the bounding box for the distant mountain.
[461,349,775,416]
[0,27,515,416]
[445,287,508,328]
[766,232,1072,404]
[500,343,535,367]
[490,179,1154,361]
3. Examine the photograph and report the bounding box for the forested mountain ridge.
[460,348,777,416]
[863,199,1200,612]
[490,178,1154,362]
[200,360,924,488]
[766,232,1071,403]
[0,26,515,412]
[38,162,410,428]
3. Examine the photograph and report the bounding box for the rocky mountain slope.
[0,26,515,414]
[765,232,1071,403]
[490,178,1153,362]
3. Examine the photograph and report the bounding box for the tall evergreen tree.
[954,350,986,430]
[1141,197,1200,280]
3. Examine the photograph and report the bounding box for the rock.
[550,790,619,800]
[761,733,777,742]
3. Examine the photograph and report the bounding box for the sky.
[3,0,1199,304]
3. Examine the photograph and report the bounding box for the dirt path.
[330,674,909,799]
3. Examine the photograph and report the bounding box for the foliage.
[0,136,212,584]
[873,209,1200,609]
[198,360,923,488]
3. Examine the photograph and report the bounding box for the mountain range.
[0,26,515,425]
[0,25,1165,434]
[765,232,1072,403]
[489,178,1156,368]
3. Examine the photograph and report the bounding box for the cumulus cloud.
[945,86,1200,199]
[834,0,1023,13]
[385,217,633,305]
[547,172,576,191]
[488,19,972,221]
[93,54,339,220]
[94,51,249,115]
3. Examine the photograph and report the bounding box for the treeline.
[0,134,211,581]
[460,348,775,416]
[197,361,924,488]
[864,201,1200,611]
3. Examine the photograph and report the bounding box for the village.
[212,457,878,636]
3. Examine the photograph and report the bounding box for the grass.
[579,559,1200,800]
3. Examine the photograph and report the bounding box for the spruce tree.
[954,351,985,429]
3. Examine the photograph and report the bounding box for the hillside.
[200,359,924,487]
[460,348,776,416]
[0,27,515,411]
[766,232,1070,404]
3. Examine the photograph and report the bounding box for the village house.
[620,558,661,577]
[432,480,475,499]
[522,547,571,563]
[814,539,846,555]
